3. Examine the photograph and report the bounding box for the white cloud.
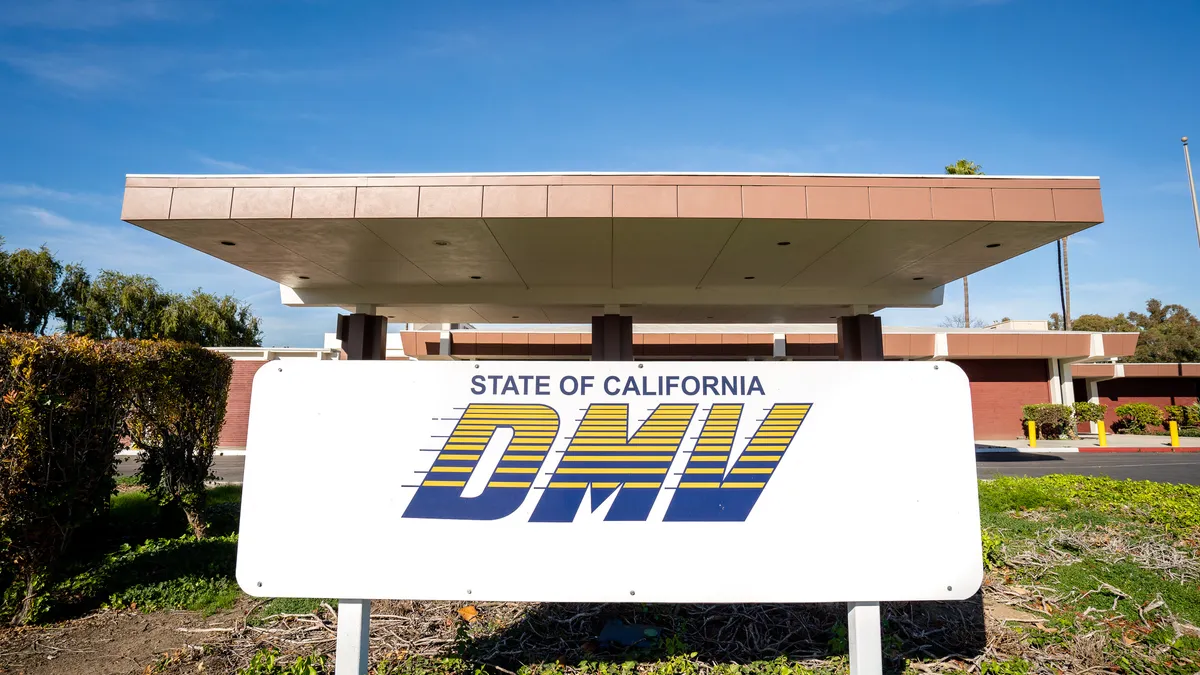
[0,53,126,91]
[0,0,195,30]
[0,183,117,208]
[195,155,254,172]
[201,68,340,84]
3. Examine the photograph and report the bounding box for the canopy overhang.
[121,172,1103,323]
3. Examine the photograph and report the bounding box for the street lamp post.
[1183,137,1200,248]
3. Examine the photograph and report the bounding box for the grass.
[13,474,1200,675]
[44,484,244,620]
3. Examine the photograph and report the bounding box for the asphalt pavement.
[118,451,1200,486]
[975,452,1200,485]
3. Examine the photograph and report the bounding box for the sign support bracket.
[335,598,371,674]
[847,601,883,675]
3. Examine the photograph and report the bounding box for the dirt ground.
[0,604,246,675]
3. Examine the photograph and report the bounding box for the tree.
[945,159,984,175]
[83,271,174,340]
[0,244,62,333]
[0,240,263,346]
[940,314,989,328]
[945,160,984,327]
[1056,300,1200,363]
[1127,299,1200,363]
[162,290,263,347]
[56,264,90,334]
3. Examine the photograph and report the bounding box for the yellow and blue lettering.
[529,403,697,522]
[402,403,559,520]
[663,403,810,522]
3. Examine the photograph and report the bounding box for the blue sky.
[1,0,1197,346]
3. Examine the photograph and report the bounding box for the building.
[208,321,1197,446]
[122,171,1163,445]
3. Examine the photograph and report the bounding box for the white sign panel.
[237,361,982,603]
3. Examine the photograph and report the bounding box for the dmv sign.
[237,361,983,604]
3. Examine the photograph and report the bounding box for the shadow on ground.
[458,594,986,672]
[975,452,1066,463]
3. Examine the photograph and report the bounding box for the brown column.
[591,314,633,361]
[837,314,884,362]
[336,313,388,360]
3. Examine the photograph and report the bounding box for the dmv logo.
[402,403,811,522]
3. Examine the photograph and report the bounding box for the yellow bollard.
[1027,420,1037,448]
[1098,421,1107,447]
[1170,420,1180,448]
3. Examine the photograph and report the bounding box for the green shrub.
[1165,404,1200,428]
[1072,401,1107,424]
[1114,402,1164,434]
[981,529,1004,570]
[0,333,132,624]
[240,648,327,675]
[126,342,233,539]
[1021,403,1075,439]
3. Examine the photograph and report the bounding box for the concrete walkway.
[977,433,1200,453]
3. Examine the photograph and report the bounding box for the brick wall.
[1093,377,1200,431]
[219,359,270,448]
[950,359,1050,439]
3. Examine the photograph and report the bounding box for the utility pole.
[1184,137,1200,248]
[962,276,970,327]
[1061,237,1071,330]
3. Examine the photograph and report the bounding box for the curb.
[977,447,1200,454]
[118,449,247,457]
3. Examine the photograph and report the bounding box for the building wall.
[950,359,1051,438]
[1093,377,1200,431]
[219,359,271,448]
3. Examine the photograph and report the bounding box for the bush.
[126,342,232,539]
[1165,404,1200,429]
[1072,401,1107,424]
[0,333,131,624]
[1114,403,1164,434]
[1021,403,1075,440]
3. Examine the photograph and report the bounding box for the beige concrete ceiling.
[122,173,1103,323]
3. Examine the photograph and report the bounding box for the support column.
[837,314,884,362]
[1048,358,1062,404]
[591,314,633,361]
[1060,360,1076,407]
[1087,379,1101,433]
[336,313,388,361]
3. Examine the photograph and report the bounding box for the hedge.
[1165,404,1200,429]
[1114,402,1165,434]
[1072,401,1107,424]
[0,334,233,625]
[1021,403,1075,440]
[126,341,233,539]
[0,333,132,625]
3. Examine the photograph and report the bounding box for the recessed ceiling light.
[986,243,1001,248]
[298,275,310,280]
[744,276,755,280]
[220,241,236,246]
[434,240,450,246]
[776,241,791,246]
[470,275,482,280]
[912,276,924,281]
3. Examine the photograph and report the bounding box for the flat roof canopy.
[121,173,1103,323]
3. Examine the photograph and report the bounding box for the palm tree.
[945,159,984,326]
